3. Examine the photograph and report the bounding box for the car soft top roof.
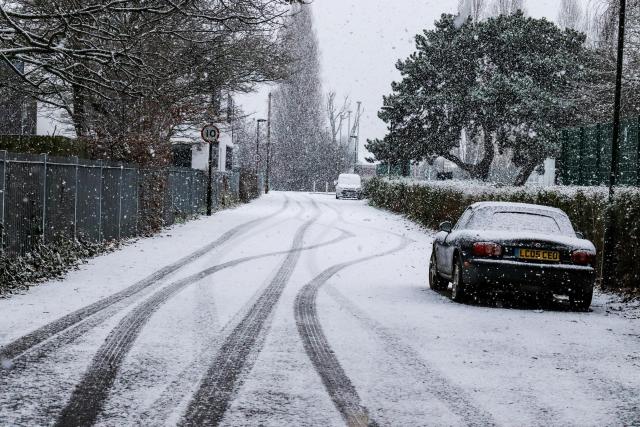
[470,201,564,215]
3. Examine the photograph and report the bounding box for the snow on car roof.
[470,201,564,214]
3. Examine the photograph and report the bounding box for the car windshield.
[338,175,361,186]
[467,210,573,235]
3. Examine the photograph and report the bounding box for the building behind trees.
[0,62,36,136]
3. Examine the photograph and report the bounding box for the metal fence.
[558,117,640,186]
[0,151,240,256]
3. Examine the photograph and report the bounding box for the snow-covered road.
[0,192,638,426]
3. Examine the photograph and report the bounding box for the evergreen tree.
[367,12,589,185]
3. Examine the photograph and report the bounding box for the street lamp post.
[265,93,272,194]
[602,0,627,289]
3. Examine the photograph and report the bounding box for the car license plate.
[516,248,560,262]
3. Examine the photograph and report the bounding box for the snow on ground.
[0,192,638,426]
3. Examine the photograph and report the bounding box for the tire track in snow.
[0,202,300,398]
[323,285,500,427]
[179,206,320,426]
[139,251,357,422]
[56,209,336,426]
[0,197,291,366]
[304,198,344,278]
[137,235,359,424]
[102,276,223,426]
[134,294,244,425]
[294,237,411,427]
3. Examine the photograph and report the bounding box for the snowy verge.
[0,202,252,298]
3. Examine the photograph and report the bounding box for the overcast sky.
[237,0,589,162]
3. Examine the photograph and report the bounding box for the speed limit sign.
[201,124,220,143]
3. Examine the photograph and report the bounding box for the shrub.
[0,238,115,296]
[0,135,87,157]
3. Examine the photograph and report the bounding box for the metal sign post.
[202,124,220,216]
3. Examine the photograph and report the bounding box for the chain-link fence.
[0,151,240,257]
[558,117,640,186]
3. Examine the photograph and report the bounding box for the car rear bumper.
[464,258,595,294]
[337,190,362,199]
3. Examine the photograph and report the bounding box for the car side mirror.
[333,180,338,186]
[439,221,453,233]
[576,231,585,239]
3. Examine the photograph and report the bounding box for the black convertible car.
[429,202,597,311]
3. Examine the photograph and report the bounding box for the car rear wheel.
[569,286,593,312]
[451,257,466,303]
[429,252,448,291]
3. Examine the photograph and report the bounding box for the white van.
[335,174,363,200]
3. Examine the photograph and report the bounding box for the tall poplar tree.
[270,4,335,191]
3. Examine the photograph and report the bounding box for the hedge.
[365,178,640,291]
[0,135,87,157]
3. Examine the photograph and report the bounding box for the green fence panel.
[559,119,639,187]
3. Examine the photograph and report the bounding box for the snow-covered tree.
[457,0,487,22]
[558,0,584,31]
[367,13,590,185]
[573,0,640,122]
[270,4,337,191]
[0,0,294,164]
[489,0,527,16]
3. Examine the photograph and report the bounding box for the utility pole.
[602,0,627,289]
[265,93,272,194]
[255,119,266,173]
[354,101,362,171]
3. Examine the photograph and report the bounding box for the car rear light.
[472,242,503,257]
[571,250,596,266]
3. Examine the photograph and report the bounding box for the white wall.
[528,158,556,186]
[36,104,75,137]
